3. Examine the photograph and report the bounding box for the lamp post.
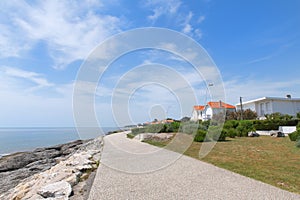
[203,83,213,120]
[240,96,243,120]
[205,83,214,104]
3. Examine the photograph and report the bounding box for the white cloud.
[183,24,192,34]
[194,29,203,39]
[245,54,274,64]
[0,0,122,69]
[0,68,74,127]
[197,15,205,23]
[182,12,193,34]
[3,67,53,87]
[224,77,300,105]
[146,0,182,22]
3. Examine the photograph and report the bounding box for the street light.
[204,83,214,104]
[240,96,243,120]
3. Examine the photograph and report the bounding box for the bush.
[289,130,300,141]
[226,128,238,138]
[296,137,300,148]
[253,119,298,130]
[237,120,254,137]
[164,122,180,132]
[146,124,165,133]
[179,121,199,135]
[224,120,239,130]
[206,126,226,141]
[194,130,207,142]
[131,127,146,135]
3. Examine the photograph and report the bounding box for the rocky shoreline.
[0,137,103,200]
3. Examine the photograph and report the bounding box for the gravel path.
[88,132,300,200]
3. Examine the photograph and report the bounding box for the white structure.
[236,96,300,118]
[191,101,236,121]
[279,126,296,135]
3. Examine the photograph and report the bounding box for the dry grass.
[148,136,300,194]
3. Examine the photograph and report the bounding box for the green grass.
[126,133,135,139]
[143,139,170,147]
[145,136,300,194]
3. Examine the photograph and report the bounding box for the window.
[266,102,270,114]
[260,103,265,115]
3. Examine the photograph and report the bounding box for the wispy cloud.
[182,12,193,34]
[146,0,182,22]
[245,54,275,64]
[224,77,300,104]
[3,67,53,87]
[0,0,122,69]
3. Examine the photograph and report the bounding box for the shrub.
[165,122,180,132]
[146,124,165,133]
[253,119,298,130]
[206,126,226,141]
[296,137,300,148]
[237,120,254,137]
[131,127,146,135]
[127,133,135,139]
[179,121,199,135]
[226,128,238,138]
[194,130,207,142]
[289,130,300,141]
[224,120,239,129]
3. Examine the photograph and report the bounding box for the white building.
[236,96,300,118]
[191,101,236,121]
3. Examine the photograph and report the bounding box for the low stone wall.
[0,137,103,200]
[133,133,175,142]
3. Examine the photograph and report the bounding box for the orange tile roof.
[207,101,235,109]
[194,105,205,110]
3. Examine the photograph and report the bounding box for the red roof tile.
[207,101,235,109]
[194,105,205,110]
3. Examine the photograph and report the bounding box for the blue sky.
[0,0,299,127]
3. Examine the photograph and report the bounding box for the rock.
[134,133,175,142]
[37,181,72,198]
[270,131,285,137]
[248,132,260,137]
[0,140,87,194]
[0,136,103,200]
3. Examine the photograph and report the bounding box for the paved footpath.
[88,132,300,200]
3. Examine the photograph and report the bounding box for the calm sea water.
[0,127,119,156]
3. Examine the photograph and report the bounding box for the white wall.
[205,107,213,119]
[272,100,300,116]
[239,99,300,117]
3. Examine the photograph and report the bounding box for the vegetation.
[146,136,300,194]
[226,109,258,120]
[132,113,300,193]
[129,112,298,142]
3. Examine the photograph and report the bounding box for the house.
[191,101,236,121]
[191,105,205,121]
[236,96,300,119]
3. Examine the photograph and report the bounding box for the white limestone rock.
[37,181,72,198]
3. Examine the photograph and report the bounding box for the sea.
[0,127,120,157]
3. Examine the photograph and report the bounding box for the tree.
[242,109,258,120]
[180,116,191,122]
[226,109,257,120]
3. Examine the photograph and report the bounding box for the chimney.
[219,100,222,108]
[286,94,291,99]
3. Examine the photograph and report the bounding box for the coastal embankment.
[0,136,103,200]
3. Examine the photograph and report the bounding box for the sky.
[0,0,299,127]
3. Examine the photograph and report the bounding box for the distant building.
[191,101,236,121]
[236,96,300,119]
[191,105,205,121]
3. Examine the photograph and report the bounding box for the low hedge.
[253,119,298,130]
[289,130,300,141]
[194,130,207,142]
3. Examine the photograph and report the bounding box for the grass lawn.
[146,136,300,194]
